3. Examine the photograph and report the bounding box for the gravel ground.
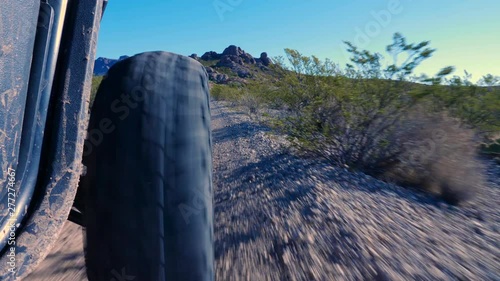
[24,100,499,280]
[23,221,86,281]
[212,101,499,281]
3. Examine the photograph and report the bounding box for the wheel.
[81,51,213,281]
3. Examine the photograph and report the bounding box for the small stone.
[306,233,315,243]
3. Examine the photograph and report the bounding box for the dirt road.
[23,221,86,281]
[24,101,500,280]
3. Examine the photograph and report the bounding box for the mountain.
[93,46,274,84]
[189,45,275,85]
[93,55,129,76]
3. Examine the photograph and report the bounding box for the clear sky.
[97,0,499,82]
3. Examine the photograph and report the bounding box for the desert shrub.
[382,105,486,204]
[211,81,272,116]
[239,91,261,116]
[276,77,417,176]
[205,33,494,204]
[480,138,500,156]
[210,84,244,101]
[419,73,500,136]
[276,82,485,205]
[271,33,490,204]
[90,76,104,106]
[272,37,421,170]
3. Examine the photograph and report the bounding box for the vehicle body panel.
[0,0,70,254]
[0,0,40,224]
[0,0,104,279]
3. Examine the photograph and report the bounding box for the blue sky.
[97,0,499,82]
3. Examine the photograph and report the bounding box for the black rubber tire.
[82,52,213,281]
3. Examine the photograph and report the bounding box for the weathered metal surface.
[0,0,103,279]
[0,1,40,238]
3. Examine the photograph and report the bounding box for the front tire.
[82,52,213,281]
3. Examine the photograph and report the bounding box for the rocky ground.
[23,221,86,281]
[212,101,499,281]
[25,100,499,280]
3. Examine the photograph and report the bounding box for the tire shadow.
[212,121,271,144]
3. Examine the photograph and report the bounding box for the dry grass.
[239,91,261,117]
[382,106,486,204]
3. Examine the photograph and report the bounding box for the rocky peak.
[221,45,256,64]
[94,45,273,84]
[200,45,273,83]
[201,51,221,61]
[222,45,242,56]
[259,52,272,66]
[93,56,128,76]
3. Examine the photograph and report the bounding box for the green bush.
[268,33,493,204]
[210,83,266,117]
[418,76,500,135]
[208,33,497,204]
[382,105,485,204]
[90,76,104,107]
[210,84,243,101]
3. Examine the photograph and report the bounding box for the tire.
[82,52,213,281]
